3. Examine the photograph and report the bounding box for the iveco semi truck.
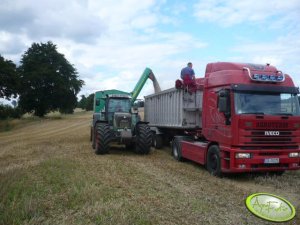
[145,62,300,176]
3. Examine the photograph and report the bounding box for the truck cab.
[201,62,300,174]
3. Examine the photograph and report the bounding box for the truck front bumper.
[221,147,300,173]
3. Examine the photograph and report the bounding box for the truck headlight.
[288,152,299,158]
[235,153,251,159]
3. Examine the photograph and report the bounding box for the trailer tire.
[153,134,163,149]
[135,124,152,154]
[95,123,111,155]
[206,145,222,177]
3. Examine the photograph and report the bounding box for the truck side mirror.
[218,90,231,125]
[95,99,100,106]
[218,90,229,113]
[218,96,228,113]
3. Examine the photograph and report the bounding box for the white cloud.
[193,0,300,27]
[231,33,300,87]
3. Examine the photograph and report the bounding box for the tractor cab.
[105,94,133,129]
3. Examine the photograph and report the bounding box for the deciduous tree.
[18,41,84,117]
[0,55,18,99]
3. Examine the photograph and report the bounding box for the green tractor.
[90,68,160,154]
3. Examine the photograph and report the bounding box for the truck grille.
[243,130,296,145]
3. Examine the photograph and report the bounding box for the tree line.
[0,41,84,118]
[77,93,94,111]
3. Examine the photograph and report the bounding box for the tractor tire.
[92,127,96,149]
[153,134,163,149]
[135,124,152,154]
[206,145,222,177]
[95,123,111,155]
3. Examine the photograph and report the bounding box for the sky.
[1,0,300,101]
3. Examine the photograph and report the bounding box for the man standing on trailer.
[180,62,196,92]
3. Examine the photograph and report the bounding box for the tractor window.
[108,99,131,112]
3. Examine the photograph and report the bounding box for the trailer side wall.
[145,88,203,129]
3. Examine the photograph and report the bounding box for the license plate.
[264,158,279,164]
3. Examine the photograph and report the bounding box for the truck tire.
[206,145,222,177]
[153,134,163,149]
[172,137,183,161]
[95,123,111,155]
[171,136,192,161]
[135,124,152,154]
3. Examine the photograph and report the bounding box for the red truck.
[144,62,300,176]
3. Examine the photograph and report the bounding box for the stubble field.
[0,111,299,225]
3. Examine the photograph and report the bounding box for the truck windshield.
[108,99,131,112]
[234,92,300,115]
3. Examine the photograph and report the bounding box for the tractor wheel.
[92,127,96,149]
[135,124,152,154]
[206,145,222,177]
[95,123,111,155]
[153,134,163,149]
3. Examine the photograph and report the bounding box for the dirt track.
[0,111,299,225]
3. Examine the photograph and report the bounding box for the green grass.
[1,111,299,225]
[0,158,160,225]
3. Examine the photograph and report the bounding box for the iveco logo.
[265,131,280,136]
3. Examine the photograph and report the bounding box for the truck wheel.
[172,137,183,161]
[153,134,163,149]
[206,145,222,177]
[135,124,152,154]
[172,136,192,161]
[95,123,111,154]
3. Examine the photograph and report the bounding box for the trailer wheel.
[135,124,152,154]
[95,123,111,154]
[172,137,183,161]
[153,134,163,149]
[206,145,222,177]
